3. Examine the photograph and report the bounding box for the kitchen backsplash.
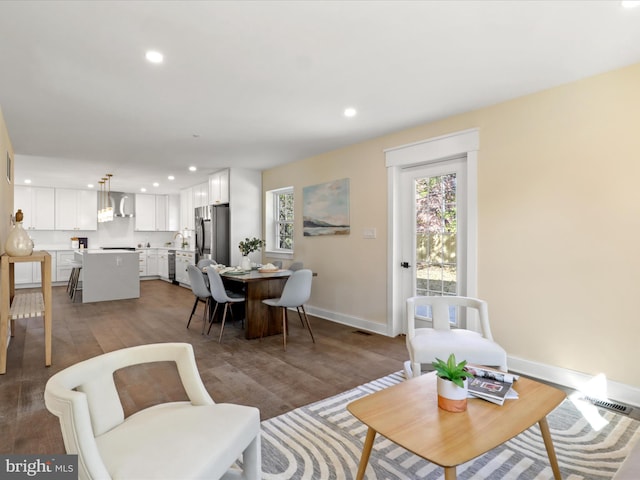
[27,217,192,249]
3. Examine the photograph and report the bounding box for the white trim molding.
[386,128,480,337]
[508,355,640,409]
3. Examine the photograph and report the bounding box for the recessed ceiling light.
[24,179,31,184]
[140,187,147,192]
[145,50,164,64]
[189,166,197,172]
[622,1,640,7]
[153,182,159,187]
[87,183,94,188]
[168,175,175,181]
[344,107,357,118]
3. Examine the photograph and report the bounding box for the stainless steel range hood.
[109,191,135,218]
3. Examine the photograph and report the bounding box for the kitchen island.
[75,250,140,303]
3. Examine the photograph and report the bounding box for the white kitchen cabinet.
[180,188,194,231]
[157,249,169,279]
[56,251,76,285]
[55,188,97,231]
[168,194,180,231]
[137,249,147,276]
[135,194,156,231]
[209,169,230,205]
[136,194,174,231]
[175,250,195,286]
[146,249,159,276]
[192,182,209,208]
[14,186,55,230]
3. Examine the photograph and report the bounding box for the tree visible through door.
[415,173,458,298]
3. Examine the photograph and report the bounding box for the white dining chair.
[262,269,315,351]
[206,268,246,342]
[405,295,508,379]
[44,343,261,480]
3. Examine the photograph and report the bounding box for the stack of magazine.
[466,365,519,405]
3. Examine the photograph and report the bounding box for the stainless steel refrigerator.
[195,204,230,266]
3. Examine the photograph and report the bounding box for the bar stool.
[66,260,83,302]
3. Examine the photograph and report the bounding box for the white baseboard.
[303,305,390,336]
[508,355,640,409]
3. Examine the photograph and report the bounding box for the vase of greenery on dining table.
[238,237,265,271]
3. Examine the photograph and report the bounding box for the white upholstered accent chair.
[44,343,261,480]
[262,269,315,351]
[405,295,508,379]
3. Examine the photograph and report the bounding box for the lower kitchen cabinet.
[175,251,195,286]
[147,250,159,276]
[157,249,169,280]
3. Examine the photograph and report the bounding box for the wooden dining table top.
[219,269,292,282]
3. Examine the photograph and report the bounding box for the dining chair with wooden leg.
[262,269,315,351]
[186,264,213,333]
[206,268,246,343]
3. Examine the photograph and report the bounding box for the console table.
[1,251,52,374]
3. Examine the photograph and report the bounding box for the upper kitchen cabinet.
[14,186,55,230]
[55,188,97,231]
[180,188,194,231]
[209,169,229,205]
[192,182,209,208]
[135,194,178,231]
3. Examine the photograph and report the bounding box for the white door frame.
[385,128,480,337]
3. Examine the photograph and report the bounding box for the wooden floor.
[0,279,407,454]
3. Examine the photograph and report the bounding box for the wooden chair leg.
[207,303,220,335]
[282,307,287,351]
[218,303,229,343]
[187,297,199,328]
[300,305,315,343]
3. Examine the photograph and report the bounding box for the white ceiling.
[1,0,640,194]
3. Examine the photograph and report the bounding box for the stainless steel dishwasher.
[168,250,177,284]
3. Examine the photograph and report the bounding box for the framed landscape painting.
[303,178,350,236]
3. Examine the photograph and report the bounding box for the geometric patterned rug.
[260,372,640,479]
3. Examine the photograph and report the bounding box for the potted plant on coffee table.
[432,353,474,413]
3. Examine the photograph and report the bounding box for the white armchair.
[405,295,508,379]
[44,342,261,480]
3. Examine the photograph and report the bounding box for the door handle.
[400,262,411,268]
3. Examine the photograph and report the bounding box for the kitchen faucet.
[174,232,188,248]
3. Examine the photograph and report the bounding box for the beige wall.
[0,105,14,256]
[263,62,640,388]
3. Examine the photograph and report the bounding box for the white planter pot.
[437,376,468,413]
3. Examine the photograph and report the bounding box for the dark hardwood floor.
[0,279,407,454]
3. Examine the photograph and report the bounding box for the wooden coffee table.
[347,372,566,480]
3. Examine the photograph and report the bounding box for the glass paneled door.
[400,157,467,327]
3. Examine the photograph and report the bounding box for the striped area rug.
[260,372,640,479]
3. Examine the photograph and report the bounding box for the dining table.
[218,269,293,339]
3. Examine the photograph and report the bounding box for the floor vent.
[353,330,372,336]
[583,396,631,415]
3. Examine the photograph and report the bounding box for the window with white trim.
[265,187,294,255]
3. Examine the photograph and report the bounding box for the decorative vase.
[241,255,251,271]
[5,210,34,257]
[437,376,468,413]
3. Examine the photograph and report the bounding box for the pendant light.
[97,174,114,223]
